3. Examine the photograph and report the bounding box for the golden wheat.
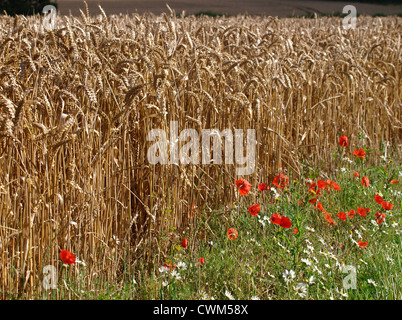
[0,9,400,298]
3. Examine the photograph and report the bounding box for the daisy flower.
[170,270,182,280]
[283,269,296,283]
[225,290,235,300]
[177,262,187,270]
[294,283,308,298]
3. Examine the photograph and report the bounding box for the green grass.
[36,140,401,300]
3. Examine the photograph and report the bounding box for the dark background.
[1,0,401,16]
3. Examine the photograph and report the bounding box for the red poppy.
[307,181,322,203]
[348,209,356,219]
[338,136,349,147]
[270,213,282,225]
[317,180,328,190]
[375,211,386,224]
[60,249,76,265]
[248,204,261,216]
[391,179,399,184]
[258,183,268,192]
[357,207,371,217]
[381,201,393,211]
[272,174,289,189]
[327,180,341,191]
[374,195,383,204]
[227,228,238,240]
[181,238,188,249]
[353,148,366,159]
[353,171,360,178]
[293,228,298,234]
[298,200,304,206]
[316,202,324,212]
[188,202,196,217]
[357,239,368,248]
[361,176,370,187]
[306,180,316,188]
[324,213,335,226]
[308,197,318,204]
[198,258,205,264]
[164,262,176,270]
[279,216,292,229]
[235,178,251,195]
[337,211,347,221]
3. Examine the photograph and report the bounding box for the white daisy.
[336,288,348,298]
[306,226,315,232]
[170,270,181,280]
[294,283,308,298]
[159,266,169,274]
[283,269,296,283]
[177,261,187,270]
[307,275,315,284]
[225,290,235,300]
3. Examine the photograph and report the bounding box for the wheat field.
[0,5,401,298]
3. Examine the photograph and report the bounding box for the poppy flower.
[164,262,176,270]
[353,172,360,178]
[375,211,386,224]
[316,202,324,212]
[298,200,304,206]
[235,179,251,195]
[337,211,347,221]
[374,195,383,204]
[327,180,341,191]
[324,213,335,226]
[181,238,188,249]
[258,183,268,192]
[348,209,356,219]
[270,213,282,225]
[198,258,205,264]
[188,202,196,217]
[338,136,349,147]
[60,249,76,265]
[227,228,238,240]
[353,148,366,160]
[361,176,370,187]
[357,239,368,248]
[317,180,328,190]
[307,181,322,203]
[308,197,318,204]
[272,174,289,189]
[306,180,316,188]
[279,216,292,229]
[248,204,261,216]
[293,228,298,234]
[390,179,399,184]
[357,207,371,217]
[381,201,393,211]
